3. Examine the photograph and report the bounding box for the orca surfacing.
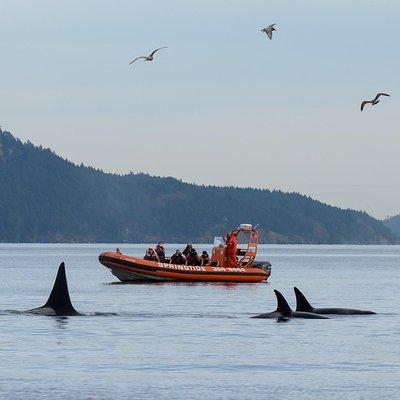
[252,290,329,319]
[27,262,81,316]
[294,287,376,315]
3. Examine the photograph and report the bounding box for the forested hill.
[384,215,400,238]
[0,129,397,244]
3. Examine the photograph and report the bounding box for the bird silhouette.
[360,93,390,111]
[261,24,277,40]
[129,47,167,65]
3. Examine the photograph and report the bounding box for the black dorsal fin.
[294,287,314,312]
[274,290,292,316]
[42,262,80,315]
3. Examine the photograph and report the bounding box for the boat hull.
[99,252,270,283]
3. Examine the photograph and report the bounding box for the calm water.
[0,244,399,400]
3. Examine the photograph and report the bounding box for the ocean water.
[0,244,399,400]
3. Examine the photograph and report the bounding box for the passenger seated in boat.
[155,242,166,261]
[170,250,186,265]
[144,248,159,262]
[186,249,201,266]
[200,251,210,266]
[182,243,193,257]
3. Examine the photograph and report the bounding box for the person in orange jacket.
[225,232,238,267]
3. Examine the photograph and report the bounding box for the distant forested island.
[0,128,398,244]
[384,215,400,239]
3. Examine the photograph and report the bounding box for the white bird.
[261,24,277,40]
[360,93,390,111]
[129,47,167,65]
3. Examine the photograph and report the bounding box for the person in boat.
[144,248,159,262]
[200,250,210,266]
[155,242,166,262]
[170,250,186,265]
[182,243,193,257]
[225,232,238,267]
[116,248,121,254]
[186,249,202,266]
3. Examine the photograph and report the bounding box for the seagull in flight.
[129,47,167,65]
[261,24,277,40]
[360,93,390,111]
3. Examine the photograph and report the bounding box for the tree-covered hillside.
[383,215,400,238]
[0,129,397,244]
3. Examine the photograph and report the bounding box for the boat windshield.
[236,230,249,247]
[213,236,224,246]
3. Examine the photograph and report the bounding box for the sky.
[0,0,399,219]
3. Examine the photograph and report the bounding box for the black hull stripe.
[99,255,267,277]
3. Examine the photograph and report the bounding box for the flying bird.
[129,47,167,65]
[261,24,277,40]
[360,93,390,111]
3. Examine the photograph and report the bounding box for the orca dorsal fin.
[294,287,314,312]
[41,262,80,315]
[274,290,292,316]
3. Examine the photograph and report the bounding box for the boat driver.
[225,232,238,267]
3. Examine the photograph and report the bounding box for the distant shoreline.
[1,129,398,245]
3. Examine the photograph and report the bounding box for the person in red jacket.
[225,232,238,267]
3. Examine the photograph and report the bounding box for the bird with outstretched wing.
[360,92,390,111]
[261,24,277,40]
[129,46,167,65]
[372,93,390,102]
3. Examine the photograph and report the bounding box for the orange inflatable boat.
[99,224,271,283]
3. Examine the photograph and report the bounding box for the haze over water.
[1,244,399,399]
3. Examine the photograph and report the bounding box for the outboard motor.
[253,261,272,275]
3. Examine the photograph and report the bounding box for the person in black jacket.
[155,242,166,262]
[186,249,201,266]
[200,251,210,266]
[170,250,186,265]
[182,243,193,257]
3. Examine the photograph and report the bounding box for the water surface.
[0,244,399,399]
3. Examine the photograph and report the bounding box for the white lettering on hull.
[212,267,246,272]
[158,263,206,272]
[157,263,246,273]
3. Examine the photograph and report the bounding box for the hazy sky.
[0,0,399,218]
